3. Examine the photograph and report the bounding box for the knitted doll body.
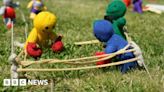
[104,0,127,39]
[27,0,47,19]
[25,12,64,59]
[0,0,19,29]
[93,20,138,73]
[133,0,143,13]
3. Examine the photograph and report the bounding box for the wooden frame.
[11,43,142,79]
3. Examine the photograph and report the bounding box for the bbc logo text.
[3,79,49,86]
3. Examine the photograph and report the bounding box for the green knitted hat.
[106,0,127,20]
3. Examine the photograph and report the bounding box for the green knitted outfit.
[105,0,127,39]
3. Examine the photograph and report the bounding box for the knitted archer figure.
[104,0,127,40]
[132,0,143,13]
[93,20,139,73]
[27,0,47,19]
[24,11,64,59]
[0,0,19,29]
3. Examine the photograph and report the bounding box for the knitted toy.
[0,0,19,29]
[104,0,127,39]
[132,0,143,13]
[27,0,47,19]
[25,11,64,59]
[93,20,138,73]
[123,0,131,7]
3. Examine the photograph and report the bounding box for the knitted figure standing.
[0,0,19,29]
[27,0,47,19]
[133,0,143,13]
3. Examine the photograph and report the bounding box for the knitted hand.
[51,36,64,52]
[6,21,12,29]
[26,42,42,58]
[95,52,111,65]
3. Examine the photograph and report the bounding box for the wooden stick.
[21,48,134,66]
[62,49,135,65]
[67,48,134,65]
[124,32,132,43]
[57,53,116,65]
[20,42,130,64]
[24,51,27,61]
[143,6,162,14]
[20,44,130,63]
[17,57,139,72]
[50,79,54,92]
[74,40,100,45]
[15,50,24,62]
[20,49,135,67]
[142,62,153,79]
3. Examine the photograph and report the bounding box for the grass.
[0,0,164,91]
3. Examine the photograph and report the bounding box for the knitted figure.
[104,0,127,39]
[132,0,143,13]
[27,0,47,19]
[25,11,64,59]
[93,20,138,73]
[123,0,131,7]
[0,0,19,29]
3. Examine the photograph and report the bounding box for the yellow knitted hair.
[34,11,57,32]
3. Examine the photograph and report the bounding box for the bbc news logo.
[3,79,49,86]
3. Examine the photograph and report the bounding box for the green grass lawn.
[0,0,164,91]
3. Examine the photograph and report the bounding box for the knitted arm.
[96,44,116,65]
[115,17,126,28]
[49,31,58,41]
[50,32,64,52]
[113,18,126,39]
[105,45,117,54]
[27,1,33,8]
[25,28,42,58]
[43,6,47,10]
[0,6,5,15]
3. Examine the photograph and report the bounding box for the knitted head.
[33,0,43,9]
[3,0,12,6]
[33,11,57,33]
[106,0,126,20]
[93,20,114,42]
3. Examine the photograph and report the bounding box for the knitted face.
[3,0,12,6]
[106,0,126,20]
[33,11,57,34]
[93,20,114,42]
[33,0,43,9]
